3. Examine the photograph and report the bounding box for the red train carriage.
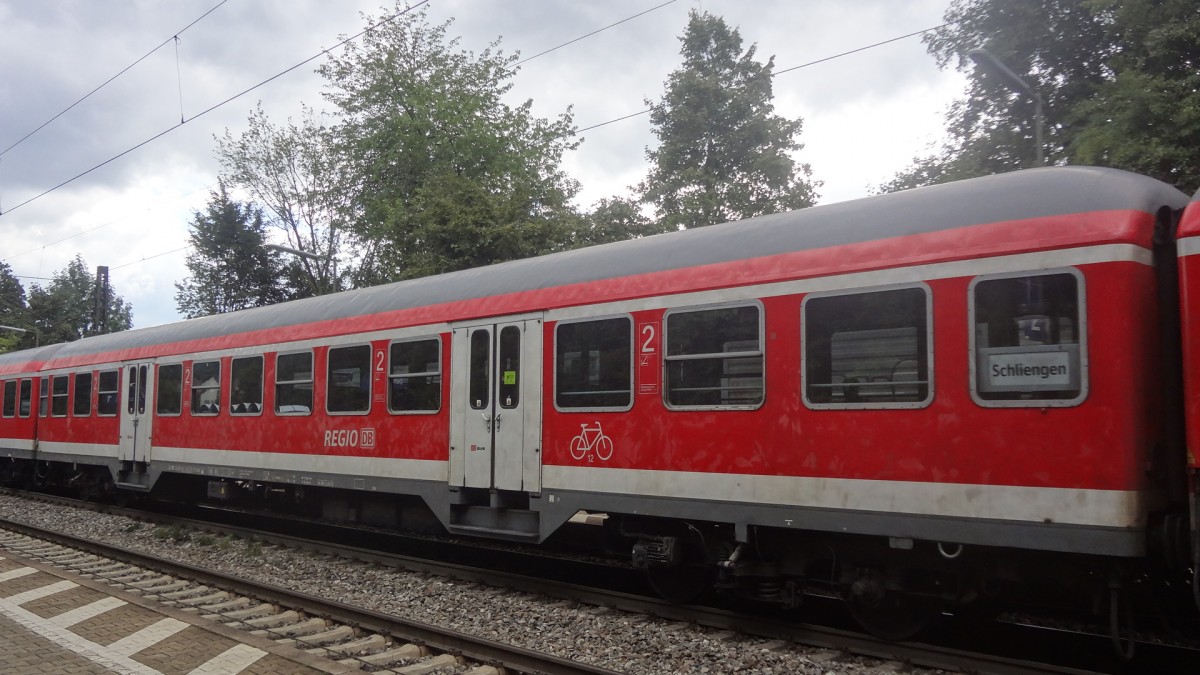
[1,165,1197,637]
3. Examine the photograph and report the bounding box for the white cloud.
[0,0,964,329]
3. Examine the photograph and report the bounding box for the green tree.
[0,262,28,353]
[880,0,1200,193]
[175,184,289,319]
[216,104,350,295]
[318,4,581,282]
[25,255,132,346]
[571,197,668,248]
[640,10,819,230]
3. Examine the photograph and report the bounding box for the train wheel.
[847,592,933,641]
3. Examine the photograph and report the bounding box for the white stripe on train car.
[543,465,1142,529]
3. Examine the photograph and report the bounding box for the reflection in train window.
[275,351,313,415]
[97,371,119,416]
[388,338,440,413]
[555,316,632,410]
[19,379,32,418]
[804,286,931,409]
[51,375,69,417]
[2,380,15,418]
[156,364,183,415]
[73,372,93,416]
[664,304,763,409]
[231,356,264,415]
[327,345,371,414]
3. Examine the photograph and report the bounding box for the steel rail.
[0,515,622,675]
[0,491,1109,675]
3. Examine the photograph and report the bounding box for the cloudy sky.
[0,0,966,329]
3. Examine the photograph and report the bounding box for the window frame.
[662,300,765,411]
[190,359,222,416]
[50,374,69,417]
[801,283,935,411]
[155,363,184,417]
[325,343,372,416]
[2,380,15,418]
[18,379,32,418]
[229,355,265,417]
[38,376,49,417]
[274,350,314,416]
[968,268,1088,408]
[386,336,442,415]
[73,372,93,417]
[96,370,119,417]
[553,314,635,413]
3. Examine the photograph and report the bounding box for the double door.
[450,317,542,492]
[119,362,155,465]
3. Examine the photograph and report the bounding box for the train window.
[327,345,371,414]
[275,351,313,415]
[97,370,119,416]
[191,360,221,415]
[555,316,632,411]
[19,379,32,417]
[970,270,1085,406]
[230,356,264,415]
[38,377,49,417]
[73,372,92,416]
[2,380,15,417]
[156,364,183,416]
[388,338,441,414]
[469,330,490,411]
[803,285,932,409]
[498,326,521,409]
[664,303,763,409]
[51,375,69,417]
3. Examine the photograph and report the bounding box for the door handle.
[494,412,502,431]
[482,413,492,432]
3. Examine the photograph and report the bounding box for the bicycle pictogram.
[569,421,613,461]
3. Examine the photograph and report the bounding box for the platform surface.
[0,551,344,675]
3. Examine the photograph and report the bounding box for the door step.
[447,505,539,541]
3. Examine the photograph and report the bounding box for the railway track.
[0,513,621,674]
[3,489,1198,674]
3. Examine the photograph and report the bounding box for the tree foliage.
[640,11,819,229]
[571,197,668,248]
[319,4,581,282]
[0,262,28,354]
[175,184,289,319]
[24,255,132,347]
[216,104,350,295]
[880,0,1200,193]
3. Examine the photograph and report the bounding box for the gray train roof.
[2,165,1189,368]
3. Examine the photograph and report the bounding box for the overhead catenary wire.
[7,8,945,280]
[0,0,432,220]
[575,23,948,134]
[0,0,230,160]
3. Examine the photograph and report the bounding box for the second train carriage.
[2,165,1198,631]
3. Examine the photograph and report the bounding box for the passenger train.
[2,166,1198,640]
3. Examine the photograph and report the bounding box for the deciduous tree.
[319,4,581,282]
[640,11,819,229]
[175,184,288,318]
[25,255,132,346]
[880,0,1200,193]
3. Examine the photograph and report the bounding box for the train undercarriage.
[2,454,1196,652]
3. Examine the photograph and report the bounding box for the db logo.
[359,428,376,449]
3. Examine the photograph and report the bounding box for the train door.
[118,362,154,467]
[449,316,542,493]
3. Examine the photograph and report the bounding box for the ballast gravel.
[0,495,928,674]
